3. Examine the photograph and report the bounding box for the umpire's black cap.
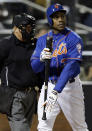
[12,13,36,28]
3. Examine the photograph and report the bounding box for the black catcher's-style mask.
[12,13,36,42]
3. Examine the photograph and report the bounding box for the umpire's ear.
[13,26,17,33]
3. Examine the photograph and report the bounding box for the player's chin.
[57,27,65,31]
[57,25,65,31]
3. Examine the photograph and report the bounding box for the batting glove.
[40,48,52,62]
[42,90,58,112]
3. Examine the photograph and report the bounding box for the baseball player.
[31,3,89,131]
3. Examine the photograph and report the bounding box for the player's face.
[52,12,66,33]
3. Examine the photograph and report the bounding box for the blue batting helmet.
[46,3,66,26]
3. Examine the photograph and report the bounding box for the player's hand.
[40,48,52,62]
[42,90,58,112]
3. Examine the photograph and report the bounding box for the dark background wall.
[83,85,92,131]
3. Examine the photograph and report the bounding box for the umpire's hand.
[42,89,58,112]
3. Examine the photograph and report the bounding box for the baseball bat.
[42,36,53,120]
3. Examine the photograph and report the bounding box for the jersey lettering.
[52,43,67,57]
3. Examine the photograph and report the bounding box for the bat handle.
[42,111,47,120]
[42,88,47,120]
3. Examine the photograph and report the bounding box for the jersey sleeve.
[66,35,83,63]
[31,36,45,73]
[54,60,80,93]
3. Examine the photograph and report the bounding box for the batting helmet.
[46,3,66,26]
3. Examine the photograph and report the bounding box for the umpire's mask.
[12,13,36,42]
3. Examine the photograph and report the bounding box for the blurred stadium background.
[0,0,92,131]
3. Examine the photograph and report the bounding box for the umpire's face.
[51,11,66,33]
[13,24,32,42]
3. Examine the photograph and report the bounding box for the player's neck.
[52,28,65,34]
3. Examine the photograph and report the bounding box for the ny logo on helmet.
[55,4,59,9]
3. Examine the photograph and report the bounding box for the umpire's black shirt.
[0,34,41,89]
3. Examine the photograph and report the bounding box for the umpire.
[0,13,42,131]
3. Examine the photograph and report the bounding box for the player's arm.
[53,60,80,93]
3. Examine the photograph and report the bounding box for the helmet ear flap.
[47,14,53,26]
[52,20,53,26]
